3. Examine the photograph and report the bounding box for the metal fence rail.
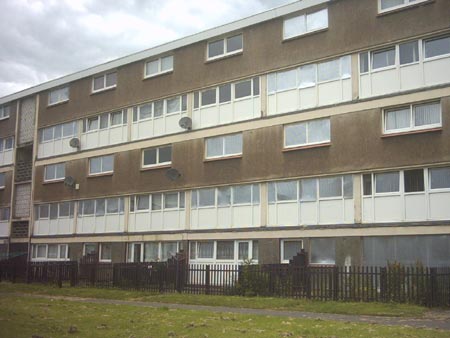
[1,259,449,307]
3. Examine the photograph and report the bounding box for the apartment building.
[0,0,449,266]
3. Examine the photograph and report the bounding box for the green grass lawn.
[0,282,427,318]
[0,292,447,338]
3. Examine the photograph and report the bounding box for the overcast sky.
[0,0,296,98]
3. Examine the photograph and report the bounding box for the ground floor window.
[310,238,336,265]
[127,241,180,263]
[100,243,112,262]
[281,240,303,263]
[189,240,258,263]
[31,244,68,261]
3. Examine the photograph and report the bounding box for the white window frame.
[378,0,430,14]
[99,243,112,262]
[0,105,10,120]
[423,35,450,61]
[281,239,304,264]
[0,207,10,221]
[39,122,77,144]
[283,8,328,40]
[83,110,126,133]
[383,101,442,134]
[0,137,14,151]
[428,167,450,192]
[144,55,174,78]
[191,184,260,209]
[127,241,179,262]
[133,95,187,122]
[206,34,243,61]
[92,71,117,93]
[44,163,65,182]
[48,86,69,106]
[0,172,5,189]
[31,244,69,261]
[374,171,401,196]
[141,145,172,168]
[284,118,331,148]
[205,133,243,159]
[371,47,397,72]
[130,192,185,213]
[88,155,114,176]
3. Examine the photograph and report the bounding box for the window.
[360,52,369,73]
[198,188,215,207]
[92,72,117,92]
[32,244,68,261]
[282,240,303,262]
[429,167,450,190]
[205,133,242,159]
[83,110,126,132]
[192,184,258,209]
[0,137,14,151]
[207,34,243,60]
[89,155,114,175]
[39,122,77,143]
[232,184,252,205]
[133,95,186,122]
[310,238,335,265]
[142,145,171,167]
[0,105,10,119]
[284,118,330,148]
[379,0,431,13]
[399,41,419,65]
[384,101,441,133]
[363,174,372,196]
[268,180,297,203]
[131,192,185,212]
[424,36,450,59]
[145,55,173,78]
[0,207,10,221]
[319,176,342,198]
[84,243,97,256]
[283,8,328,39]
[217,241,234,260]
[48,86,69,105]
[44,163,65,182]
[0,173,5,188]
[197,242,214,259]
[78,198,123,217]
[404,169,424,193]
[300,178,317,201]
[35,202,74,220]
[375,172,400,193]
[100,243,112,262]
[372,47,396,70]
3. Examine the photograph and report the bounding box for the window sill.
[381,127,442,138]
[377,0,434,17]
[43,179,64,185]
[283,142,331,152]
[90,86,117,96]
[143,70,173,81]
[47,99,69,108]
[282,27,328,43]
[205,50,243,64]
[204,154,242,162]
[140,164,171,172]
[87,172,114,178]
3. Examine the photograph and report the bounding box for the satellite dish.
[166,168,181,181]
[64,176,76,188]
[178,117,192,130]
[69,137,80,149]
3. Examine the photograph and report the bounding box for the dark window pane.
[158,146,172,163]
[143,149,157,166]
[234,80,252,99]
[201,89,216,106]
[363,174,372,196]
[404,169,424,192]
[399,41,419,65]
[253,77,260,96]
[360,52,369,73]
[226,35,243,53]
[219,84,231,103]
[208,40,224,58]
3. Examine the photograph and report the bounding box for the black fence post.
[57,264,63,288]
[380,267,387,302]
[429,268,438,307]
[26,261,31,284]
[70,262,77,287]
[90,264,96,287]
[12,262,16,283]
[333,266,339,301]
[205,265,210,295]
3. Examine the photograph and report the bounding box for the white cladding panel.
[131,112,187,141]
[0,221,9,237]
[38,137,76,159]
[429,193,450,220]
[76,215,124,234]
[404,194,427,221]
[34,219,73,236]
[81,125,127,150]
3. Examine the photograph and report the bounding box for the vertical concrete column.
[123,196,130,233]
[353,173,362,224]
[187,93,193,119]
[126,107,133,142]
[260,74,267,118]
[185,190,191,230]
[72,201,78,235]
[351,54,360,100]
[260,182,268,227]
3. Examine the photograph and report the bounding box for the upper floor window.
[207,34,243,60]
[384,101,441,134]
[133,95,187,122]
[89,155,114,175]
[130,191,185,212]
[284,118,330,148]
[35,202,75,220]
[39,122,77,143]
[83,110,127,132]
[429,167,450,190]
[44,163,65,182]
[0,136,14,152]
[78,197,124,217]
[92,72,117,93]
[378,0,430,13]
[0,207,10,221]
[0,172,5,188]
[48,86,69,106]
[191,184,260,208]
[145,55,173,78]
[424,35,450,60]
[268,56,350,94]
[194,78,259,109]
[372,47,396,70]
[0,105,10,120]
[283,8,328,40]
[205,133,242,159]
[142,145,172,168]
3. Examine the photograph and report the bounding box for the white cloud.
[0,0,295,98]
